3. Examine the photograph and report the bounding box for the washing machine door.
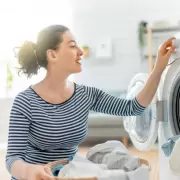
[124,73,158,151]
[162,33,180,138]
[160,57,180,137]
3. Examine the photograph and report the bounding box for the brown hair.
[16,25,69,78]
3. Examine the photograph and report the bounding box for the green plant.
[6,63,13,89]
[81,45,89,50]
[138,21,148,48]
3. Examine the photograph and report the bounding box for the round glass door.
[124,73,158,151]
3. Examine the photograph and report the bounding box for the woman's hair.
[16,25,69,78]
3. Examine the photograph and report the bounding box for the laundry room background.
[71,0,180,91]
[1,1,180,180]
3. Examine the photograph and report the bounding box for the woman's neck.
[42,72,72,93]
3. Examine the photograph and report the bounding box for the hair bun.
[23,41,37,50]
[17,40,39,78]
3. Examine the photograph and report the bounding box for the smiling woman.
[0,0,73,98]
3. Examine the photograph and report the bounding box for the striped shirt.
[6,83,145,180]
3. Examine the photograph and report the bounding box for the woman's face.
[47,31,84,75]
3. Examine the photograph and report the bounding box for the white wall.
[71,0,180,91]
[0,99,14,147]
[0,0,73,98]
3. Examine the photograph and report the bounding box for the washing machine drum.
[169,74,180,135]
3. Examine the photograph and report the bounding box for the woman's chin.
[74,65,82,73]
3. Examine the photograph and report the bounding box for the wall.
[71,0,180,91]
[0,0,73,98]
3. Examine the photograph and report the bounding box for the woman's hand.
[25,164,55,180]
[154,37,176,74]
[136,37,176,107]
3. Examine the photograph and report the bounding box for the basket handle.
[53,177,98,180]
[140,158,151,170]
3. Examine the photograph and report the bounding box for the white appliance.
[124,36,180,180]
[158,55,180,180]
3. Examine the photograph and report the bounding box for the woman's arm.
[85,37,176,116]
[136,68,162,107]
[6,92,31,179]
[136,37,176,107]
[6,92,55,180]
[11,160,29,180]
[84,86,145,116]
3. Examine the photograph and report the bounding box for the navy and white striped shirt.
[6,83,145,180]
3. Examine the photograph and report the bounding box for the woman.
[6,24,175,180]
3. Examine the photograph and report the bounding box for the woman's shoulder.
[11,88,32,118]
[13,87,33,105]
[75,83,104,99]
[75,83,99,92]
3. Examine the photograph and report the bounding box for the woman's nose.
[79,48,84,56]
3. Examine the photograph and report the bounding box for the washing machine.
[124,38,180,180]
[157,54,180,180]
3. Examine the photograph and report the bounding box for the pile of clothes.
[52,141,149,180]
[86,140,141,171]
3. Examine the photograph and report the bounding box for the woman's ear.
[47,49,56,62]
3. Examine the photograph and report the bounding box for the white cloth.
[58,154,107,178]
[169,137,180,176]
[57,141,149,180]
[87,140,129,157]
[87,140,140,171]
[126,165,149,180]
[58,154,149,180]
[101,150,140,171]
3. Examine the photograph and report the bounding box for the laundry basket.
[44,157,150,180]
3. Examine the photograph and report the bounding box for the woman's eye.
[70,44,76,48]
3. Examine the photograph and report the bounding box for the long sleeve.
[84,86,146,116]
[6,92,32,173]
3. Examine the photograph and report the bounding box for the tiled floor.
[0,145,158,180]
